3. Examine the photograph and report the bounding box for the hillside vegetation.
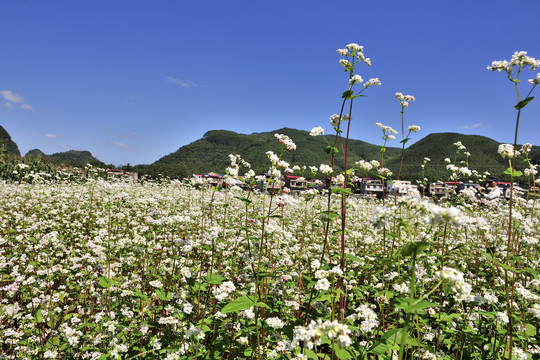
[0,125,21,158]
[145,128,539,182]
[25,149,107,168]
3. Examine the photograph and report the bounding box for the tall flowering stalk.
[394,92,419,180]
[488,50,540,360]
[334,44,380,321]
[375,122,396,202]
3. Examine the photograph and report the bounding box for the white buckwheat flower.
[339,59,350,68]
[529,73,540,85]
[349,75,363,85]
[319,164,333,175]
[498,143,516,159]
[310,126,325,136]
[266,317,285,329]
[329,114,341,127]
[364,78,381,88]
[345,43,363,52]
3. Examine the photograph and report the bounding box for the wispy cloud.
[111,141,130,149]
[165,76,206,88]
[121,131,141,139]
[460,122,483,129]
[0,90,24,103]
[1,90,34,110]
[45,133,58,139]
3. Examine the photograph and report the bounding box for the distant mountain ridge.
[148,128,540,181]
[25,148,106,167]
[0,125,21,157]
[2,124,539,181]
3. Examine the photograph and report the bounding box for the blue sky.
[1,1,540,166]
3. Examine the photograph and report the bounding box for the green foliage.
[152,128,540,182]
[0,125,21,158]
[154,127,402,177]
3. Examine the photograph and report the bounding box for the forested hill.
[0,125,21,158]
[25,149,107,168]
[151,128,401,177]
[147,128,540,181]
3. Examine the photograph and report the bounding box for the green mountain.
[145,129,539,182]
[25,149,107,168]
[385,133,540,181]
[0,125,21,158]
[149,127,401,178]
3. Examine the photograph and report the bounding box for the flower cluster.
[498,143,517,159]
[309,126,325,136]
[336,43,371,68]
[364,77,381,88]
[395,92,415,108]
[275,133,297,151]
[355,159,373,171]
[349,74,363,86]
[212,280,236,302]
[407,125,421,133]
[529,73,540,85]
[435,267,472,300]
[329,113,351,127]
[488,51,540,74]
[292,319,352,349]
[375,123,397,139]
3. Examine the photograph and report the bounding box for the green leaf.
[401,241,429,257]
[341,90,354,99]
[525,323,536,337]
[304,348,319,360]
[408,299,436,313]
[325,146,339,155]
[133,288,148,300]
[319,211,339,221]
[393,297,435,314]
[344,253,362,263]
[234,196,252,204]
[98,276,113,288]
[253,302,270,309]
[504,167,523,177]
[35,308,42,323]
[368,341,389,355]
[204,274,226,285]
[334,347,352,359]
[156,289,173,301]
[400,138,410,145]
[330,187,352,194]
[221,295,256,313]
[514,96,534,110]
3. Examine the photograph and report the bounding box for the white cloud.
[165,76,205,88]
[20,104,34,111]
[45,133,58,139]
[4,102,13,108]
[111,141,130,149]
[0,90,24,103]
[121,131,140,139]
[460,122,483,129]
